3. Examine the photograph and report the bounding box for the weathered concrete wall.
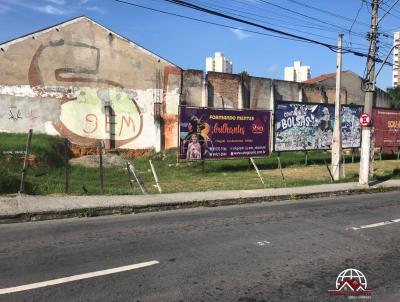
[0,94,60,133]
[0,86,161,150]
[315,71,390,108]
[201,73,347,111]
[303,85,347,104]
[249,77,271,110]
[274,80,300,102]
[0,17,176,90]
[207,72,240,108]
[0,17,182,150]
[182,70,203,107]
[376,89,391,108]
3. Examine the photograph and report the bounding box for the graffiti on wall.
[0,95,60,134]
[8,106,22,121]
[25,39,152,148]
[274,102,362,151]
[52,88,144,147]
[28,39,123,87]
[8,105,40,122]
[0,29,182,150]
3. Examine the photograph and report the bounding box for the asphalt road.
[0,192,399,302]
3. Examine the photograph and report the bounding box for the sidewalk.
[1,179,400,223]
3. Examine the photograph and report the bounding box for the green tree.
[387,86,400,109]
[239,71,249,81]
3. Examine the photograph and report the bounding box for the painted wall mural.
[0,87,161,150]
[53,88,144,148]
[0,16,185,151]
[28,39,124,88]
[274,102,362,151]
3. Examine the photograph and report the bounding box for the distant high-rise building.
[393,32,400,87]
[284,61,311,82]
[206,52,233,73]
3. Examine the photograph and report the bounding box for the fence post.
[324,160,334,183]
[149,160,162,194]
[126,161,135,192]
[342,151,346,178]
[305,150,308,166]
[64,138,69,193]
[98,141,104,194]
[127,161,148,194]
[277,152,286,183]
[19,129,33,194]
[352,148,355,164]
[250,157,266,186]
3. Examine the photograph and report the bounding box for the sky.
[0,0,399,90]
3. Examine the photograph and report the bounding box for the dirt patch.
[119,148,154,158]
[69,144,98,157]
[69,154,126,168]
[68,144,154,159]
[263,160,400,181]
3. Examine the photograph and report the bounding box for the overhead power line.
[254,0,366,36]
[348,1,365,48]
[113,0,400,68]
[160,0,350,52]
[159,0,383,57]
[185,0,362,44]
[112,0,312,43]
[283,0,371,28]
[185,0,372,47]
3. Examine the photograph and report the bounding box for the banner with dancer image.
[274,102,362,151]
[178,106,271,160]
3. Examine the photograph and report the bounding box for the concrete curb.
[0,184,399,224]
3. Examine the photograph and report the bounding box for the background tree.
[387,86,400,109]
[239,71,249,81]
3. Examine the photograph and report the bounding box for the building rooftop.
[303,72,336,84]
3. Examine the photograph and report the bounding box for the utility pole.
[332,34,343,181]
[359,0,379,185]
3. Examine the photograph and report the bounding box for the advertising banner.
[274,102,362,151]
[373,108,400,147]
[179,106,271,160]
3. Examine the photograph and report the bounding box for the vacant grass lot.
[1,133,399,195]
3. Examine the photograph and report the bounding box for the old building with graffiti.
[0,16,181,152]
[0,16,392,153]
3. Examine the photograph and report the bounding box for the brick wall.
[207,72,240,108]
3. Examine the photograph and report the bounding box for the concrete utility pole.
[332,34,343,181]
[359,0,379,185]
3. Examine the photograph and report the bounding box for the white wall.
[0,85,182,151]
